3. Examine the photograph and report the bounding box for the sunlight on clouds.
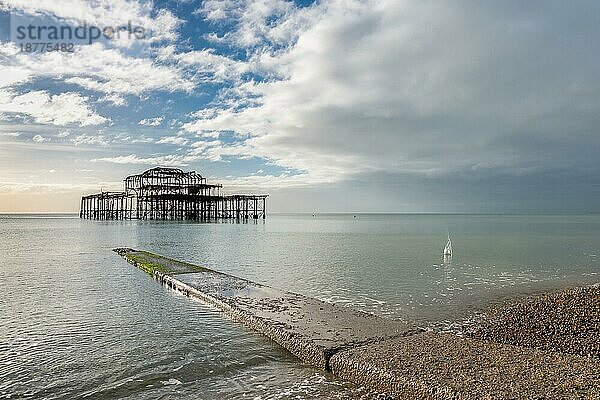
[1,27,192,108]
[53,44,194,95]
[0,90,109,126]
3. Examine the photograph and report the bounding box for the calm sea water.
[1,213,599,399]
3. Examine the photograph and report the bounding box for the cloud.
[138,116,164,126]
[32,134,49,143]
[0,2,189,132]
[219,171,317,191]
[0,1,274,120]
[156,44,284,85]
[91,153,190,167]
[156,135,188,145]
[199,0,318,49]
[52,44,193,95]
[0,43,30,87]
[0,64,30,89]
[0,27,192,101]
[185,0,600,187]
[171,48,249,82]
[0,90,109,126]
[99,93,127,106]
[90,137,230,166]
[72,134,110,146]
[0,181,120,194]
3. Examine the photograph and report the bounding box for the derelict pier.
[80,167,267,221]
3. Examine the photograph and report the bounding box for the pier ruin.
[80,167,267,221]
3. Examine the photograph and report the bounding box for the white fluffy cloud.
[0,90,109,126]
[35,44,193,95]
[200,0,318,48]
[98,93,127,106]
[138,116,164,126]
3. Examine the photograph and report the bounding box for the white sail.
[443,236,452,256]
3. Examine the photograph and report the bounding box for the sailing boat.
[443,235,453,257]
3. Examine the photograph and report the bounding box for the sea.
[1,213,599,399]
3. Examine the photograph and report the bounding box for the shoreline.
[466,283,599,359]
[426,280,599,332]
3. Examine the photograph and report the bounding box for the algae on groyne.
[115,248,600,399]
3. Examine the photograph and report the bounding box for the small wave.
[161,378,182,386]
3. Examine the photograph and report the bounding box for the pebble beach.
[468,284,599,359]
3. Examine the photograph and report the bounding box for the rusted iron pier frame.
[80,167,267,221]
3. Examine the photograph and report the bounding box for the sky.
[0,0,598,213]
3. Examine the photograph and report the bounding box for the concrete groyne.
[115,248,600,399]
